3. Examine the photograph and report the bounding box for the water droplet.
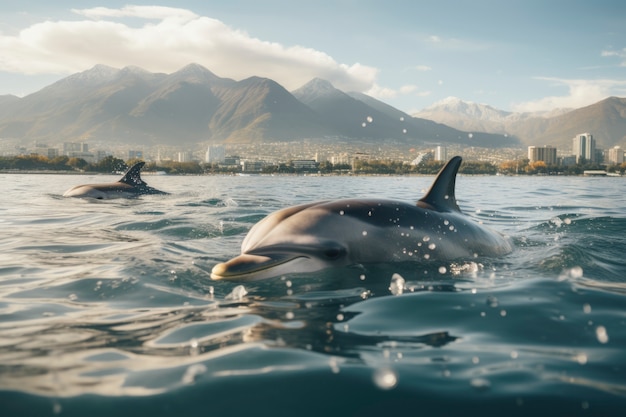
[438,266,447,274]
[470,378,490,391]
[389,273,405,295]
[373,368,398,390]
[189,338,199,356]
[596,326,609,344]
[366,116,373,123]
[225,285,247,301]
[285,311,295,320]
[339,210,344,215]
[570,266,584,279]
[362,230,368,236]
[359,274,366,281]
[583,303,591,314]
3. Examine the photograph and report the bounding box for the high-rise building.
[528,145,557,165]
[434,145,447,161]
[178,151,193,162]
[607,146,624,165]
[572,133,595,163]
[206,145,226,163]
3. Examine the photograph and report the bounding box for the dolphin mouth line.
[210,254,308,280]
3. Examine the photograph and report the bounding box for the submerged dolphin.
[63,161,167,199]
[211,156,512,281]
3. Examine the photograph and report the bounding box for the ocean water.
[1,171,625,416]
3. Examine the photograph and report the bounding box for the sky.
[1,0,625,114]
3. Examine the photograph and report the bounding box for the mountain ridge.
[414,96,626,149]
[5,64,622,150]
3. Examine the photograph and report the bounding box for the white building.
[607,146,624,165]
[528,145,557,165]
[206,145,226,163]
[434,145,447,161]
[178,151,193,162]
[572,133,596,163]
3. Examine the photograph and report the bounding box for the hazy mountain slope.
[2,64,621,150]
[294,80,518,147]
[209,76,336,143]
[520,97,626,148]
[414,96,626,148]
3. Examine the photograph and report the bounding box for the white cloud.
[72,5,198,21]
[414,65,432,71]
[366,84,397,99]
[424,34,490,51]
[511,77,626,112]
[399,85,418,94]
[601,47,626,66]
[0,5,377,92]
[366,83,421,100]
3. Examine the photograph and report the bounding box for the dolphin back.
[418,156,462,213]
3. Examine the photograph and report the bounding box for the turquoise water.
[1,172,625,416]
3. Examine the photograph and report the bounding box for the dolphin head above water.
[63,162,167,199]
[211,156,512,281]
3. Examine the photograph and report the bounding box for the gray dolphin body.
[63,162,167,199]
[211,156,512,281]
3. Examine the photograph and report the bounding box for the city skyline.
[10,137,626,168]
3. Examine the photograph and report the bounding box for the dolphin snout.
[211,253,297,281]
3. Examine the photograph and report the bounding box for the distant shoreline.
[0,169,622,177]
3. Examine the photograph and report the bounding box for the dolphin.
[63,161,167,199]
[211,156,512,281]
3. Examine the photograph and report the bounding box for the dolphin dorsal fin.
[119,162,147,186]
[417,156,462,213]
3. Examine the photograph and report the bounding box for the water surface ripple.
[1,173,625,416]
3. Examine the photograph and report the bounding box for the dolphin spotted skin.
[211,156,512,281]
[63,161,167,199]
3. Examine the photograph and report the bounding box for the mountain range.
[0,64,514,149]
[414,96,626,149]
